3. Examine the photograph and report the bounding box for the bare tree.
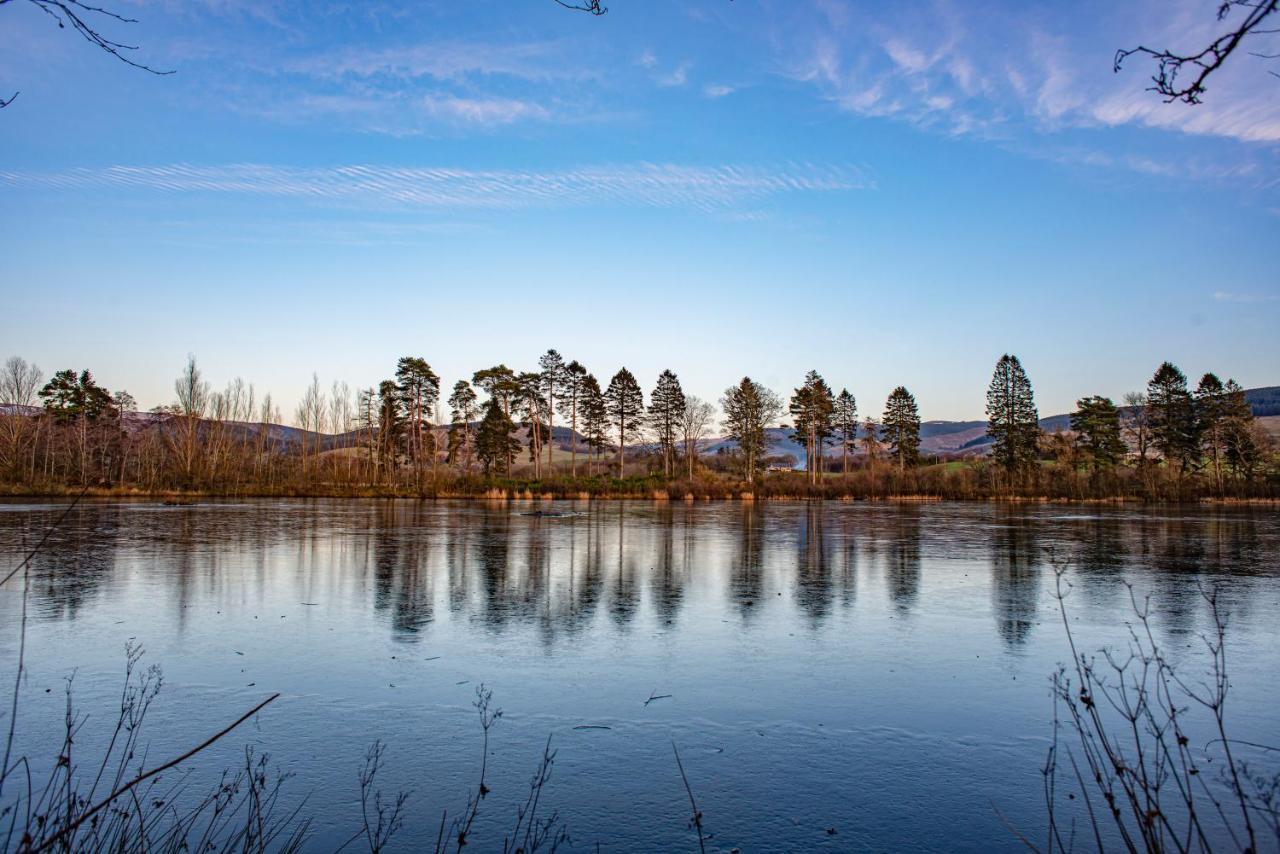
[679,396,715,480]
[1116,0,1280,104]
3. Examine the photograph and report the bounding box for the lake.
[2,499,1278,852]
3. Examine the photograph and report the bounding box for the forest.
[0,351,1274,501]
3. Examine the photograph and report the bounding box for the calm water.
[1,499,1278,852]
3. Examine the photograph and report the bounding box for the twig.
[29,692,280,852]
[671,740,706,854]
[643,690,672,707]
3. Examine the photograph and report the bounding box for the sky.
[1,0,1277,423]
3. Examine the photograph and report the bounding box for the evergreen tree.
[881,386,921,470]
[475,399,519,476]
[1222,379,1262,482]
[395,356,440,484]
[721,377,783,484]
[538,349,567,476]
[985,354,1040,476]
[833,389,858,477]
[448,380,479,473]
[1070,395,1126,470]
[558,360,588,478]
[579,373,608,476]
[648,369,686,478]
[515,371,550,476]
[39,369,115,422]
[860,418,881,461]
[604,368,645,478]
[472,365,517,417]
[788,370,835,484]
[1195,373,1228,492]
[1147,361,1199,472]
[377,379,404,478]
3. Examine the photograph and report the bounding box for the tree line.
[0,351,1273,499]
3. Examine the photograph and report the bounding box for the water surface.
[2,499,1277,851]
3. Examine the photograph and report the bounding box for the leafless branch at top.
[1115,0,1280,104]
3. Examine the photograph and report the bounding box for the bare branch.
[1115,0,1279,104]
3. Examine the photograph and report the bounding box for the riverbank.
[3,483,1278,505]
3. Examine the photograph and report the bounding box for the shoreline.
[2,486,1277,507]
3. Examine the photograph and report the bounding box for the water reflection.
[991,511,1041,647]
[2,500,1276,647]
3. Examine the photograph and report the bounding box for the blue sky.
[1,0,1277,422]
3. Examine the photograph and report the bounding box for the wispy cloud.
[419,95,550,125]
[285,40,573,83]
[1213,291,1279,304]
[703,84,735,98]
[777,0,1280,149]
[656,61,692,88]
[0,162,874,212]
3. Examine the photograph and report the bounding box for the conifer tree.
[648,369,686,478]
[985,354,1040,477]
[1195,373,1228,493]
[1147,361,1199,472]
[539,349,567,476]
[721,377,783,484]
[860,418,881,461]
[881,386,921,471]
[448,380,478,474]
[473,364,518,470]
[604,368,644,478]
[833,389,858,477]
[476,399,519,476]
[789,370,835,485]
[39,369,114,422]
[580,373,608,476]
[1222,379,1262,482]
[1070,396,1126,470]
[377,379,404,479]
[514,371,549,477]
[558,360,588,477]
[395,357,440,486]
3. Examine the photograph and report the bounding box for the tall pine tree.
[833,389,858,477]
[648,369,686,478]
[1147,361,1199,473]
[985,354,1040,477]
[881,386,921,471]
[604,368,644,478]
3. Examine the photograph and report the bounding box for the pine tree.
[39,369,114,422]
[1147,361,1199,473]
[448,380,478,473]
[539,349,567,476]
[558,360,588,478]
[985,354,1040,477]
[475,399,519,476]
[788,370,835,485]
[860,418,881,461]
[377,379,404,479]
[648,369,686,478]
[473,364,518,471]
[604,368,644,478]
[580,373,608,476]
[1195,373,1228,493]
[514,371,549,477]
[833,389,858,477]
[881,386,921,470]
[721,377,783,484]
[395,357,440,486]
[1070,396,1126,470]
[1222,379,1261,482]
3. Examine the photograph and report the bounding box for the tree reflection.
[990,511,1041,647]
